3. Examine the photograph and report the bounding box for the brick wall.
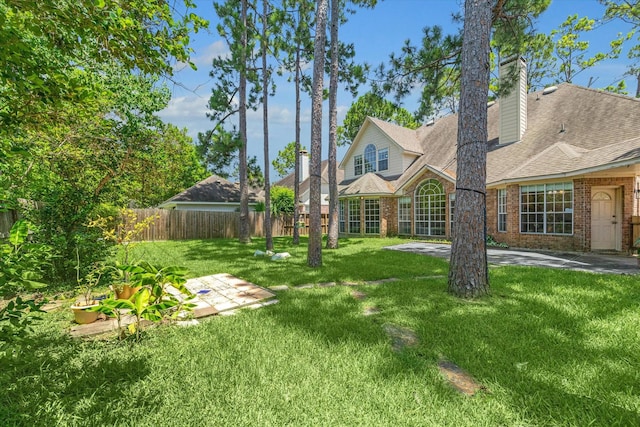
[381,197,397,237]
[486,177,634,252]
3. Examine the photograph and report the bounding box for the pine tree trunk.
[448,0,491,297]
[307,0,328,267]
[262,0,273,251]
[326,0,339,250]
[293,44,301,245]
[238,0,251,244]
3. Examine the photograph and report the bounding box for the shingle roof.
[275,159,345,194]
[486,84,640,184]
[339,173,396,196]
[355,84,640,192]
[367,116,424,154]
[160,175,264,206]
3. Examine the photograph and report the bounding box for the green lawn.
[2,237,639,426]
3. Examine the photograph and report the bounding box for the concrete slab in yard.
[70,274,275,338]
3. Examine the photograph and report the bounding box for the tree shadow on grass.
[0,330,158,426]
[265,286,386,347]
[361,266,640,425]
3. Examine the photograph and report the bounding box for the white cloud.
[191,41,230,67]
[158,96,209,119]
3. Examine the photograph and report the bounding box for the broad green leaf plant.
[0,220,51,347]
[94,262,194,341]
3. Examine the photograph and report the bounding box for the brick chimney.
[499,57,527,145]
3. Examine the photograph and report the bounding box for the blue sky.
[158,0,636,179]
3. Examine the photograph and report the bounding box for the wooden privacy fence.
[0,208,328,241]
[127,209,328,241]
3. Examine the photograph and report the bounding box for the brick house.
[337,59,640,252]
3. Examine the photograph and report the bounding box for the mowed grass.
[1,237,639,426]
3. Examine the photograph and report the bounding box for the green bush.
[270,186,295,216]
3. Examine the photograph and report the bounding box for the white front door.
[591,189,617,250]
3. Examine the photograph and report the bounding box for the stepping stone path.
[437,360,487,396]
[383,323,419,352]
[351,290,367,300]
[362,306,380,316]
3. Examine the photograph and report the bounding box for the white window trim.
[497,188,507,233]
[378,147,389,172]
[398,196,411,235]
[519,182,573,235]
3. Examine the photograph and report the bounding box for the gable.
[340,118,421,181]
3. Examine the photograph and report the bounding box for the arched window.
[364,144,376,173]
[415,179,446,236]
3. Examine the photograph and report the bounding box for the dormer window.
[354,155,363,176]
[364,144,376,173]
[378,148,388,171]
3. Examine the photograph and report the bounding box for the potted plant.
[111,263,142,300]
[95,262,194,340]
[70,266,103,324]
[69,247,105,324]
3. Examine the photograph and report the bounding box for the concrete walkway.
[384,242,639,275]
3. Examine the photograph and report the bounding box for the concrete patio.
[69,273,276,338]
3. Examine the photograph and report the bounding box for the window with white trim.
[378,148,389,171]
[364,144,376,173]
[449,193,455,237]
[398,197,411,235]
[520,182,573,234]
[348,199,360,234]
[364,199,380,234]
[339,199,346,233]
[497,188,507,232]
[354,155,363,176]
[415,179,446,236]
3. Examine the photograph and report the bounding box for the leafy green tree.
[375,1,556,118]
[337,92,419,146]
[0,0,207,158]
[6,69,194,281]
[196,129,241,178]
[272,142,308,178]
[246,156,265,188]
[130,124,207,207]
[551,14,628,84]
[601,0,640,96]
